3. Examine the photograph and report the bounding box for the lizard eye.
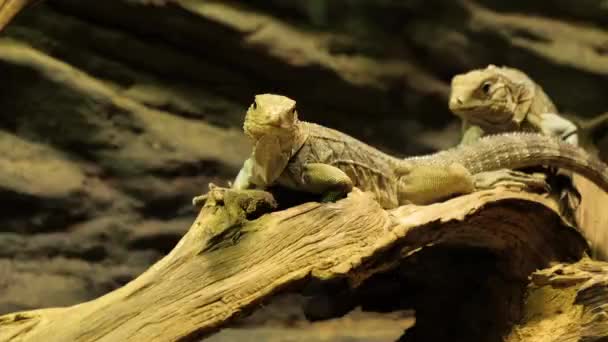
[252,101,258,110]
[481,82,492,95]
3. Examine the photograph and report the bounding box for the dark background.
[0,0,607,340]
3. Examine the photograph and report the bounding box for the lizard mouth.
[451,105,482,113]
[466,114,515,128]
[450,102,514,126]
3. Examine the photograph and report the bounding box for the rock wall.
[0,0,607,339]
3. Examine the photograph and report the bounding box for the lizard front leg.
[192,183,216,207]
[301,163,354,202]
[460,122,486,146]
[396,163,475,205]
[232,158,256,190]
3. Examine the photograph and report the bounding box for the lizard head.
[448,65,535,129]
[244,94,299,141]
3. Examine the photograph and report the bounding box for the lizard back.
[282,122,402,208]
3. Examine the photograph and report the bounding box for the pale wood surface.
[0,187,590,341]
[507,257,608,342]
[575,175,608,260]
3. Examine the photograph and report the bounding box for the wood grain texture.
[575,175,608,260]
[0,186,590,341]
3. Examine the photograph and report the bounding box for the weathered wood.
[575,175,608,260]
[208,307,416,342]
[506,257,608,342]
[0,186,589,342]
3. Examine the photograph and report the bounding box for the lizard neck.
[512,82,535,126]
[529,84,557,117]
[522,84,559,132]
[516,83,557,125]
[290,121,309,156]
[250,122,309,161]
[247,122,309,186]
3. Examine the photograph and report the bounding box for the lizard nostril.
[449,97,464,108]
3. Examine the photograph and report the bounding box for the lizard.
[193,93,608,209]
[448,64,608,151]
[448,64,579,146]
[447,65,608,221]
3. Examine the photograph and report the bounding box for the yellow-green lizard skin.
[449,64,579,146]
[196,94,608,209]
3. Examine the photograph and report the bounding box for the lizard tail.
[466,133,608,192]
[416,132,608,193]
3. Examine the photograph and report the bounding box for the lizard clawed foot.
[192,182,222,207]
[192,194,208,207]
[473,170,550,193]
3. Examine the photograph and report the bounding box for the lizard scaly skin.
[447,65,601,222]
[448,65,608,163]
[448,64,578,146]
[195,94,608,209]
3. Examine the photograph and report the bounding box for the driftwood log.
[0,184,605,342]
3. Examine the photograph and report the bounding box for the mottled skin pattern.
[278,121,402,207]
[408,133,607,187]
[194,94,608,210]
[449,64,578,146]
[448,65,583,218]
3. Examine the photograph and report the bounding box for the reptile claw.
[192,194,208,207]
[193,183,226,207]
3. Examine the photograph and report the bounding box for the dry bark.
[575,175,608,260]
[507,257,608,342]
[0,186,591,342]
